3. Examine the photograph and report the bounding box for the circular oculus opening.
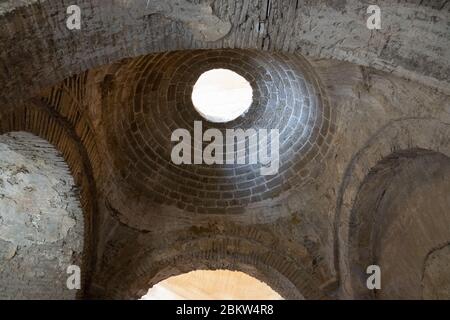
[191,69,253,123]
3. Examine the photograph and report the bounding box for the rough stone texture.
[327,61,450,298]
[3,52,441,300]
[0,52,447,299]
[345,150,450,299]
[0,1,449,300]
[0,0,448,110]
[0,91,98,297]
[423,245,450,300]
[0,132,83,299]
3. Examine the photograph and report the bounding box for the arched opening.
[97,234,315,299]
[348,149,450,299]
[0,132,84,299]
[140,269,283,300]
[191,68,253,123]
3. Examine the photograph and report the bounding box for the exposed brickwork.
[91,222,327,300]
[0,102,99,297]
[0,1,449,299]
[100,49,335,214]
[0,55,448,300]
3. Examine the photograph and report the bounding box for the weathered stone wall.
[319,60,450,298]
[16,46,443,299]
[0,0,448,110]
[78,49,335,299]
[0,84,100,296]
[423,244,450,299]
[0,49,445,299]
[346,150,450,299]
[0,132,83,299]
[0,1,449,300]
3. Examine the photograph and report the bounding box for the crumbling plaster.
[0,132,83,299]
[0,0,448,111]
[0,0,449,299]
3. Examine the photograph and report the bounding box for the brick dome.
[103,49,335,214]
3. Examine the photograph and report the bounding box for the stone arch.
[92,220,330,300]
[348,149,450,299]
[0,101,98,297]
[335,117,450,298]
[124,253,302,300]
[100,236,325,300]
